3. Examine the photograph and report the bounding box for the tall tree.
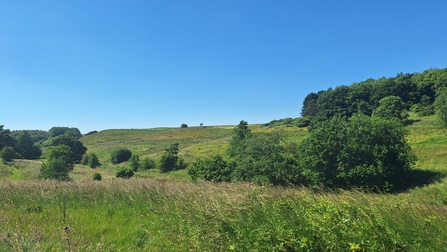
[0,125,15,150]
[15,131,42,159]
[43,135,87,163]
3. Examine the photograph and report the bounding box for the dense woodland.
[1,68,447,191]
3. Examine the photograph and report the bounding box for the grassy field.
[1,115,447,251]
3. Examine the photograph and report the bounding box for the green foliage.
[301,92,321,117]
[14,131,42,159]
[115,167,134,178]
[372,95,408,121]
[300,68,447,122]
[88,153,101,168]
[11,130,48,144]
[111,148,132,164]
[43,135,87,163]
[157,143,186,173]
[48,127,82,139]
[0,125,15,150]
[92,172,102,181]
[226,120,252,158]
[410,104,435,117]
[141,157,156,170]
[39,145,74,181]
[80,153,89,165]
[434,89,447,126]
[188,155,233,182]
[297,114,417,190]
[295,116,312,127]
[190,125,299,185]
[180,123,188,128]
[231,131,299,185]
[157,153,178,173]
[129,154,140,171]
[0,146,16,162]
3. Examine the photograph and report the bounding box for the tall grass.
[1,179,447,251]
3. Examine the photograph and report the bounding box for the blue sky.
[1,0,447,133]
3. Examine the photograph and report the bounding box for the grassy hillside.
[79,124,309,167]
[1,115,447,250]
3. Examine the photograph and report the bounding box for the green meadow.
[1,114,447,251]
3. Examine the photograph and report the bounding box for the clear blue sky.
[1,0,446,133]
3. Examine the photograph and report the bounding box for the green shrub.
[39,145,74,181]
[129,154,140,171]
[0,146,16,162]
[92,172,102,181]
[157,153,178,173]
[115,167,134,178]
[141,157,156,170]
[188,155,233,182]
[295,116,312,127]
[81,153,89,165]
[88,153,101,168]
[157,143,186,173]
[111,148,132,164]
[181,123,188,128]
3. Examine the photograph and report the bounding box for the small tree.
[88,153,101,168]
[39,145,74,181]
[0,146,16,162]
[372,96,408,122]
[111,148,132,164]
[81,153,89,165]
[181,123,188,128]
[129,154,140,172]
[141,157,156,170]
[157,143,180,173]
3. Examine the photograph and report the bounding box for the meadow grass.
[1,179,447,251]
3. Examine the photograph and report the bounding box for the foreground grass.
[1,179,447,251]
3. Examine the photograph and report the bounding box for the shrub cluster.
[115,167,134,178]
[188,117,417,191]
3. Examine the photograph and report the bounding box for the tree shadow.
[393,168,445,193]
[404,119,421,126]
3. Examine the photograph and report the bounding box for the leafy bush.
[297,114,417,190]
[111,148,132,164]
[181,123,188,128]
[188,155,233,182]
[88,153,101,168]
[129,154,140,171]
[92,172,102,181]
[115,167,134,178]
[81,153,89,165]
[141,157,156,170]
[295,116,312,127]
[157,153,178,173]
[157,143,186,173]
[0,146,16,162]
